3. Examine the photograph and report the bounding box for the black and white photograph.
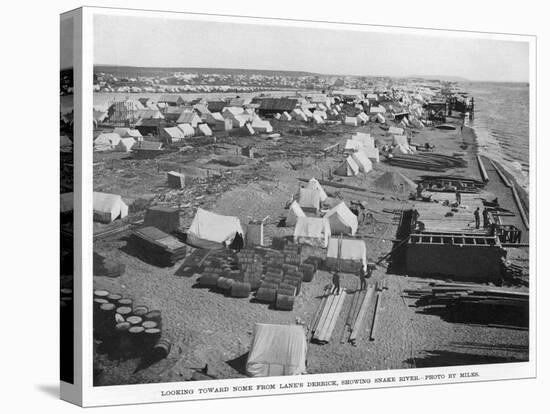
[81,8,533,392]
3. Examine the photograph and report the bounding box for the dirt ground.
[92,111,529,386]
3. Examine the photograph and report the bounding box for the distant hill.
[94,65,319,78]
[408,74,471,83]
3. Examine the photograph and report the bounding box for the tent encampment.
[393,134,408,147]
[324,202,358,235]
[362,145,380,163]
[305,178,328,202]
[187,208,243,248]
[298,188,321,213]
[293,216,331,248]
[197,123,213,136]
[176,123,195,137]
[286,200,306,227]
[388,126,404,135]
[326,237,367,272]
[94,133,121,151]
[246,323,307,377]
[351,150,373,173]
[351,132,375,148]
[93,192,129,223]
[335,156,359,176]
[344,116,358,126]
[115,137,136,152]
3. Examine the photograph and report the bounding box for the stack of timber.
[343,285,375,345]
[127,226,187,266]
[386,153,466,172]
[404,282,528,328]
[311,290,347,344]
[419,175,485,193]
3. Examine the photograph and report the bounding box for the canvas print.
[82,10,531,393]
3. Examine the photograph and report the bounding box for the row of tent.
[94,128,144,152]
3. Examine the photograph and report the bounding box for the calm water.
[462,82,530,191]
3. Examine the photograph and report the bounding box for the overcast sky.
[94,14,529,82]
[60,17,73,69]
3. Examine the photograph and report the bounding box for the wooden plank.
[345,292,360,327]
[313,294,336,340]
[320,291,347,343]
[317,292,342,341]
[511,184,529,230]
[297,177,366,192]
[309,287,329,335]
[349,286,373,344]
[477,155,489,182]
[369,291,382,341]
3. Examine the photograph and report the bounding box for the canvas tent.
[93,192,128,224]
[351,150,373,173]
[94,133,121,151]
[115,137,136,152]
[293,217,331,248]
[176,123,195,137]
[285,200,306,227]
[344,139,362,152]
[187,208,243,248]
[326,237,367,272]
[324,202,358,235]
[351,132,375,148]
[197,123,213,136]
[388,126,404,135]
[246,323,307,377]
[298,188,321,213]
[305,178,328,202]
[113,127,143,141]
[393,134,408,147]
[344,116,358,126]
[362,145,380,163]
[335,156,359,176]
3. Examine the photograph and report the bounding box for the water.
[461,82,530,191]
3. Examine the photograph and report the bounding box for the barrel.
[152,338,172,360]
[217,276,234,291]
[107,293,122,302]
[282,264,299,274]
[198,273,219,287]
[128,326,145,356]
[256,287,277,303]
[144,310,162,329]
[115,321,131,356]
[132,306,149,316]
[300,264,315,282]
[94,289,110,299]
[60,288,73,296]
[142,320,158,330]
[96,302,116,339]
[263,278,281,287]
[265,268,283,278]
[260,282,279,290]
[231,282,251,298]
[126,315,143,326]
[143,328,162,350]
[118,298,133,308]
[93,298,109,313]
[276,294,295,311]
[279,282,296,293]
[116,306,133,321]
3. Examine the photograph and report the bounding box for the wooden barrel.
[279,283,296,293]
[276,294,295,311]
[118,298,133,308]
[94,289,110,299]
[143,328,162,350]
[231,282,251,298]
[60,288,73,295]
[132,306,149,316]
[282,264,299,274]
[198,273,219,287]
[116,306,133,320]
[278,287,296,297]
[115,321,131,356]
[256,287,277,303]
[96,302,116,339]
[152,337,172,360]
[128,326,145,356]
[107,293,122,302]
[93,298,109,313]
[144,310,162,329]
[142,320,158,330]
[217,276,234,291]
[300,264,315,282]
[263,277,282,286]
[265,268,283,278]
[126,315,143,326]
[260,282,279,290]
[115,313,125,324]
[283,278,301,295]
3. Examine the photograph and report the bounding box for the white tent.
[375,113,386,123]
[351,150,373,173]
[187,208,243,247]
[93,192,128,223]
[388,126,404,135]
[298,188,321,213]
[312,114,324,124]
[344,116,358,126]
[245,123,255,136]
[94,133,121,151]
[362,145,380,163]
[351,132,374,148]
[176,123,195,137]
[197,123,213,136]
[113,128,143,141]
[326,238,367,271]
[251,119,273,133]
[324,202,358,235]
[60,135,72,152]
[115,137,136,152]
[305,178,328,202]
[292,108,307,122]
[344,139,362,152]
[370,106,386,114]
[293,216,331,248]
[393,134,408,147]
[246,323,307,377]
[281,111,292,121]
[161,127,186,143]
[393,144,414,155]
[357,112,369,124]
[286,200,306,227]
[335,156,359,176]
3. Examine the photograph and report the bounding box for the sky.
[94,14,530,82]
[60,17,74,69]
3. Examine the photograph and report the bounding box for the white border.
[78,6,537,407]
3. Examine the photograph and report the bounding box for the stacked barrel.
[93,289,169,360]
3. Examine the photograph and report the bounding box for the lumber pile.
[127,226,187,266]
[311,290,347,344]
[386,153,466,172]
[404,282,528,328]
